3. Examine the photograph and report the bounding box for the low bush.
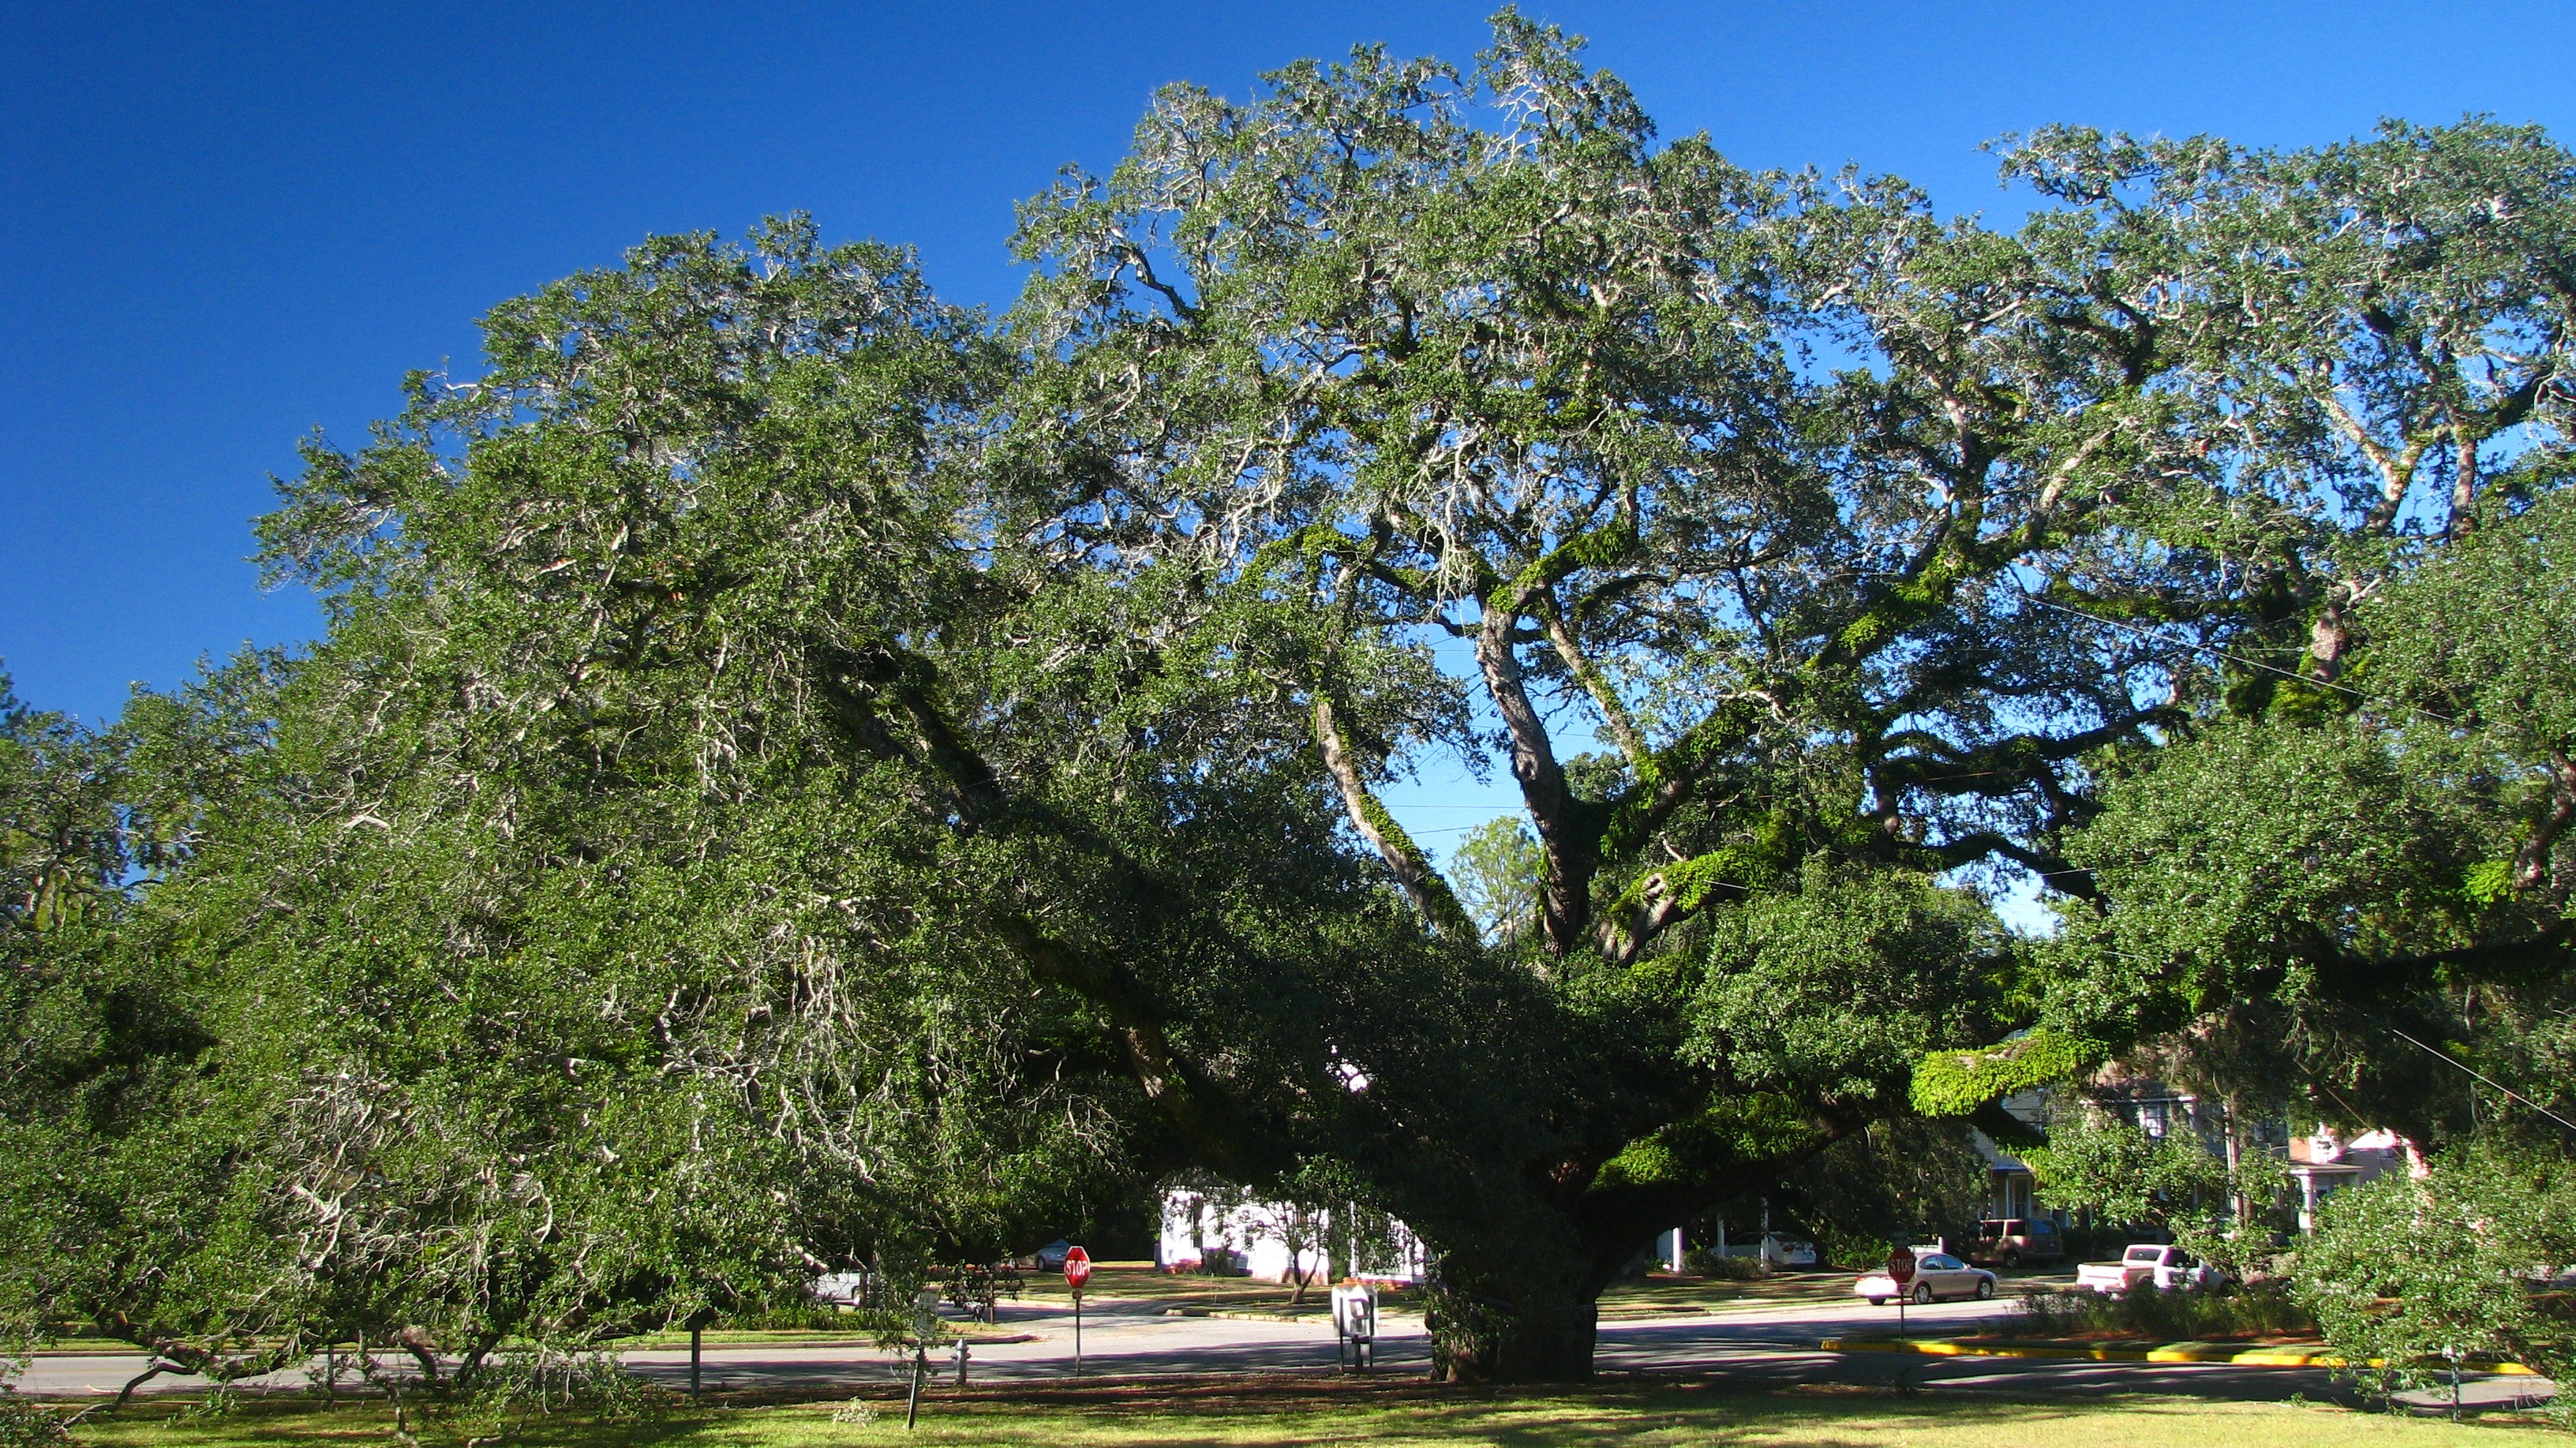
[2006,1284,2313,1341]
[2296,1141,2576,1394]
[0,1387,69,1448]
[1687,1251,1762,1281]
[1815,1229,1897,1273]
[717,1306,852,1332]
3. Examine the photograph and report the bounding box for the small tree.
[2296,1143,2576,1401]
[1448,818,1544,949]
[2024,1105,2231,1241]
[1257,1203,1328,1304]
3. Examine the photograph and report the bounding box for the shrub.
[721,1306,850,1331]
[1681,1248,1760,1280]
[0,1388,68,1448]
[2008,1284,2312,1341]
[1815,1228,1899,1273]
[2295,1142,2576,1396]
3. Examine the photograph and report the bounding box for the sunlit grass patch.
[53,1376,2551,1446]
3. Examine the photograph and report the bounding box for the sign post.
[1062,1246,1092,1376]
[1886,1246,1918,1340]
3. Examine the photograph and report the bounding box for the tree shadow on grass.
[60,1375,2418,1447]
[748,1377,2260,1447]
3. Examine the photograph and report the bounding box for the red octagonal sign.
[1885,1245,1917,1286]
[1062,1245,1092,1292]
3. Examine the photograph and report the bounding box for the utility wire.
[2015,592,2465,730]
[2377,1021,2576,1140]
[2019,593,2369,702]
[2057,945,2576,1138]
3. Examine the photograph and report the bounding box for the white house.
[1156,1184,1428,1284]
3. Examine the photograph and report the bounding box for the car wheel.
[1975,1278,1996,1300]
[1911,1282,1934,1306]
[1866,1297,1886,1307]
[2001,1249,2020,1268]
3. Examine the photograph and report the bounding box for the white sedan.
[1855,1252,1998,1305]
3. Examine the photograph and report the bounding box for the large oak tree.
[7,15,2570,1391]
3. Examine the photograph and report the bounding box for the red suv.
[1968,1218,2064,1267]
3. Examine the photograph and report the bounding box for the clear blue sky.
[6,0,2571,758]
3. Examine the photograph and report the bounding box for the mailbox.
[1330,1283,1379,1371]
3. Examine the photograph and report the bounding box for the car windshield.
[2125,1246,2164,1263]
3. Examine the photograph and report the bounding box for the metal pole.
[689,1323,702,1398]
[1073,1289,1084,1375]
[905,1343,925,1428]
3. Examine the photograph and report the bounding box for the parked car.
[812,1269,877,1306]
[1967,1217,2065,1267]
[2075,1243,2223,1294]
[1762,1234,1820,1269]
[1034,1240,1074,1270]
[1855,1252,1998,1305]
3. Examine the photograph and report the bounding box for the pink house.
[2287,1125,2426,1230]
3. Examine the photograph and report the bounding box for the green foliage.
[2010,1284,2314,1343]
[2017,116,2576,1149]
[1771,1117,1992,1268]
[0,1387,68,1448]
[1680,1245,1760,1280]
[9,13,2576,1386]
[2062,721,2484,1024]
[2295,1140,2576,1394]
[1910,1032,2085,1119]
[2,224,1163,1381]
[1448,818,1544,947]
[1689,865,2020,1112]
[2022,1110,2230,1233]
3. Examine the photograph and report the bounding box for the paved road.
[18,1291,2553,1414]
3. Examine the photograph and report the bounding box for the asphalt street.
[18,1290,2555,1414]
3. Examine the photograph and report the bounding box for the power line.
[2046,945,2576,1137]
[2015,593,2462,729]
[2019,593,2366,700]
[2377,1021,2576,1140]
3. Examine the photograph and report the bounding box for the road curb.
[1815,1336,2539,1375]
[1159,1307,1335,1325]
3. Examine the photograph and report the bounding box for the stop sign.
[1062,1245,1092,1291]
[1885,1245,1917,1286]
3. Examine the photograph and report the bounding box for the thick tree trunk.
[1422,1262,1600,1383]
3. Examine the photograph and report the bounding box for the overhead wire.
[2013,591,2464,730]
[2375,1020,2576,1140]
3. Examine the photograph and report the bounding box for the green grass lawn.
[1595,1270,1866,1315]
[52,1379,2554,1447]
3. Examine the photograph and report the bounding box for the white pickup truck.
[2075,1243,2222,1294]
